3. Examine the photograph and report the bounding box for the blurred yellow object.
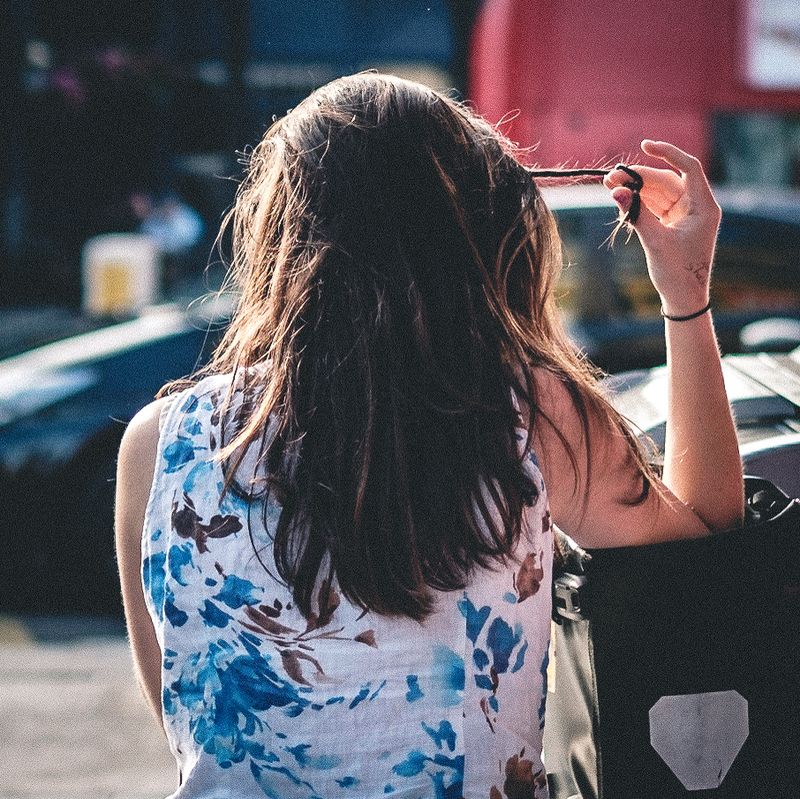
[97,262,132,315]
[81,233,161,317]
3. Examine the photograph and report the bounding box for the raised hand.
[604,140,721,318]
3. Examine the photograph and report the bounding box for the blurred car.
[606,346,800,499]
[4,306,798,622]
[0,306,111,361]
[5,176,800,619]
[0,303,226,617]
[542,184,800,372]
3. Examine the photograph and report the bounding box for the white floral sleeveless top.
[142,374,553,799]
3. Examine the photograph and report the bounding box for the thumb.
[611,186,632,214]
[611,187,661,237]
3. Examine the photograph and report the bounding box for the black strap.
[527,164,644,225]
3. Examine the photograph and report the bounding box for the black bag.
[544,477,800,799]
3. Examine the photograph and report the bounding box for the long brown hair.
[167,73,651,620]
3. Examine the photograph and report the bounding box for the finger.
[611,186,661,237]
[640,139,717,206]
[642,141,721,218]
[610,186,633,209]
[605,166,683,216]
[627,196,663,237]
[640,140,703,176]
[604,168,630,189]
[603,165,678,189]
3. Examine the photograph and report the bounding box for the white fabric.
[142,374,553,798]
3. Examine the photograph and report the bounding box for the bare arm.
[115,396,170,729]
[532,367,710,549]
[606,141,744,532]
[662,311,743,530]
[536,141,743,549]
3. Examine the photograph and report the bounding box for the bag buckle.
[553,573,590,622]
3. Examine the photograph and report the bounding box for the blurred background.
[1,1,800,796]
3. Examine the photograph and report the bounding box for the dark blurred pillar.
[0,2,27,306]
[446,0,482,99]
[223,0,251,152]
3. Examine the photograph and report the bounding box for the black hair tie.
[526,164,645,226]
[612,164,643,225]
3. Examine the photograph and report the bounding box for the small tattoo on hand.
[684,262,709,286]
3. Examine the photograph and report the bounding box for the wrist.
[661,300,712,322]
[658,293,711,319]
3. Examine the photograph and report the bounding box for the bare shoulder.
[115,395,174,726]
[116,396,172,544]
[119,396,171,460]
[521,365,595,512]
[524,364,708,547]
[524,364,597,450]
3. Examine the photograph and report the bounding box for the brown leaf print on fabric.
[503,751,536,799]
[243,605,299,637]
[206,514,242,539]
[281,650,310,685]
[479,667,501,731]
[513,551,544,603]
[480,696,495,733]
[256,603,281,619]
[353,630,377,648]
[542,508,551,533]
[280,649,326,686]
[490,787,502,799]
[232,572,378,687]
[209,391,221,428]
[238,585,358,649]
[172,493,242,553]
[304,577,341,633]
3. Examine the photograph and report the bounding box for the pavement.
[0,616,176,799]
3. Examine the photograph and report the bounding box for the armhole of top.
[509,381,543,462]
[140,391,187,545]
[157,393,175,431]
[510,387,550,548]
[140,375,233,544]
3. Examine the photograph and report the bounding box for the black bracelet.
[660,301,712,322]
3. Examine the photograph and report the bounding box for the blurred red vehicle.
[469,0,800,181]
